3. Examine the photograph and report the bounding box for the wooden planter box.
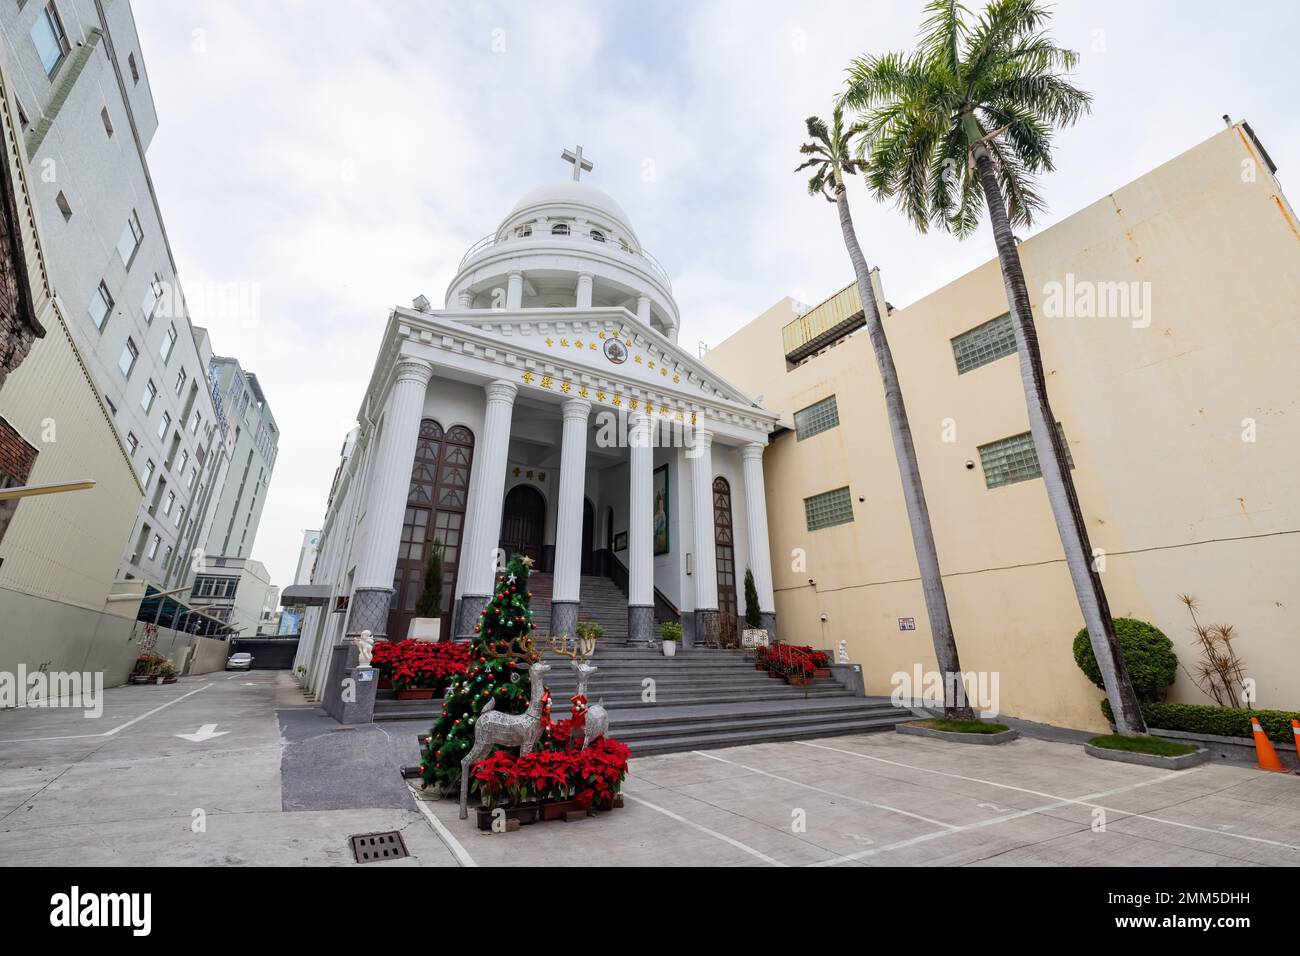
[594,793,625,812]
[128,674,154,685]
[541,798,586,821]
[786,675,814,687]
[813,667,832,678]
[377,676,393,690]
[755,662,767,671]
[396,688,436,700]
[475,802,540,831]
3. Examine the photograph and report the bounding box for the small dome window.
[551,223,570,236]
[516,225,532,238]
[589,229,606,243]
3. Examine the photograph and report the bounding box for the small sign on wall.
[898,617,916,631]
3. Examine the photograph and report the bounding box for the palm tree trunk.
[969,141,1147,735]
[834,181,974,719]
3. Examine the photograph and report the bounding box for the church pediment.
[389,306,778,439]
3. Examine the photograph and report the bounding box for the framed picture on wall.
[653,464,669,555]
[613,531,627,552]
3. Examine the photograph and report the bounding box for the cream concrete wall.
[706,124,1300,731]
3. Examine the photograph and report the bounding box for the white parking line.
[798,739,1300,854]
[0,683,213,743]
[622,792,787,866]
[410,792,478,867]
[693,749,959,830]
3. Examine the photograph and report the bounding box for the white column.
[506,271,523,309]
[459,380,518,617]
[576,272,594,309]
[349,357,433,635]
[635,294,651,326]
[689,428,718,612]
[457,289,472,308]
[741,442,776,618]
[550,398,591,637]
[627,410,655,642]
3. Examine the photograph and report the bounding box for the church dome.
[503,181,639,244]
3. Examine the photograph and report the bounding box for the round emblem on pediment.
[603,338,628,364]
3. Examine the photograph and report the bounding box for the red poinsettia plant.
[757,644,826,677]
[466,739,631,808]
[372,640,470,692]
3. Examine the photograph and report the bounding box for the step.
[620,716,907,757]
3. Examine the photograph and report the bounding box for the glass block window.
[952,313,1017,374]
[804,486,854,531]
[794,395,840,441]
[978,425,1074,489]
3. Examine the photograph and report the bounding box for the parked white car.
[226,652,254,671]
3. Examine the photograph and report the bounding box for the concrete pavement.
[1,671,1297,866]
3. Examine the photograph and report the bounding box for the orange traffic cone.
[1250,716,1287,772]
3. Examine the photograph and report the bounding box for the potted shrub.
[741,568,768,652]
[407,540,443,641]
[660,621,682,657]
[129,654,166,684]
[575,620,604,644]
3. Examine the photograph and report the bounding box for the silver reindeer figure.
[550,635,609,750]
[459,636,551,820]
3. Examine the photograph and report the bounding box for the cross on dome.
[560,144,594,181]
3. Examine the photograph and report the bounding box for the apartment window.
[162,545,173,567]
[174,367,187,396]
[178,450,188,473]
[977,425,1074,489]
[126,432,139,457]
[162,491,175,516]
[140,379,157,413]
[589,229,605,242]
[30,2,71,77]
[141,458,155,488]
[89,281,113,330]
[118,338,139,377]
[794,395,840,441]
[160,323,177,363]
[189,410,201,434]
[147,534,161,560]
[174,505,184,528]
[157,411,170,440]
[187,466,196,489]
[116,209,144,267]
[804,486,854,532]
[128,52,139,84]
[104,395,116,416]
[15,98,29,131]
[55,191,72,221]
[100,106,114,137]
[952,313,1017,374]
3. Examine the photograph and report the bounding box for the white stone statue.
[837,640,849,665]
[354,629,374,668]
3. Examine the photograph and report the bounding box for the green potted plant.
[407,540,443,641]
[741,568,768,654]
[575,620,604,644]
[660,620,682,657]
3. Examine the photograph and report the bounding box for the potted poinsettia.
[407,540,444,641]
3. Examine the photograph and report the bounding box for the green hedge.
[1073,618,1177,702]
[1101,699,1300,743]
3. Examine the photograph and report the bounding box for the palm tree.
[797,105,973,719]
[842,0,1147,734]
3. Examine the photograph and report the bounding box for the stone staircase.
[527,571,630,643]
[373,588,914,752]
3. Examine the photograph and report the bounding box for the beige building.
[0,41,145,679]
[706,122,1299,732]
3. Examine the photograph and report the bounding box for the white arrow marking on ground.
[175,723,229,743]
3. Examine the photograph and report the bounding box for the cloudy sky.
[131,0,1300,588]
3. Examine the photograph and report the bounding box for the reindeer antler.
[489,635,541,663]
[548,635,578,659]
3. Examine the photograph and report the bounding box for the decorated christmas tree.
[420,553,539,792]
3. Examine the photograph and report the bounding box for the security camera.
[965,460,975,470]
[819,613,828,622]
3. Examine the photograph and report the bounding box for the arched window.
[515,224,532,238]
[388,420,475,638]
[713,476,738,645]
[589,229,605,243]
[551,222,570,236]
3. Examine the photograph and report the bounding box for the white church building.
[292,151,779,700]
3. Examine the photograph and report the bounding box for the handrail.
[457,230,673,290]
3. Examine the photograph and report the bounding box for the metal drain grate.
[350,830,409,863]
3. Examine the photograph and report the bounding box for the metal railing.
[457,229,673,290]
